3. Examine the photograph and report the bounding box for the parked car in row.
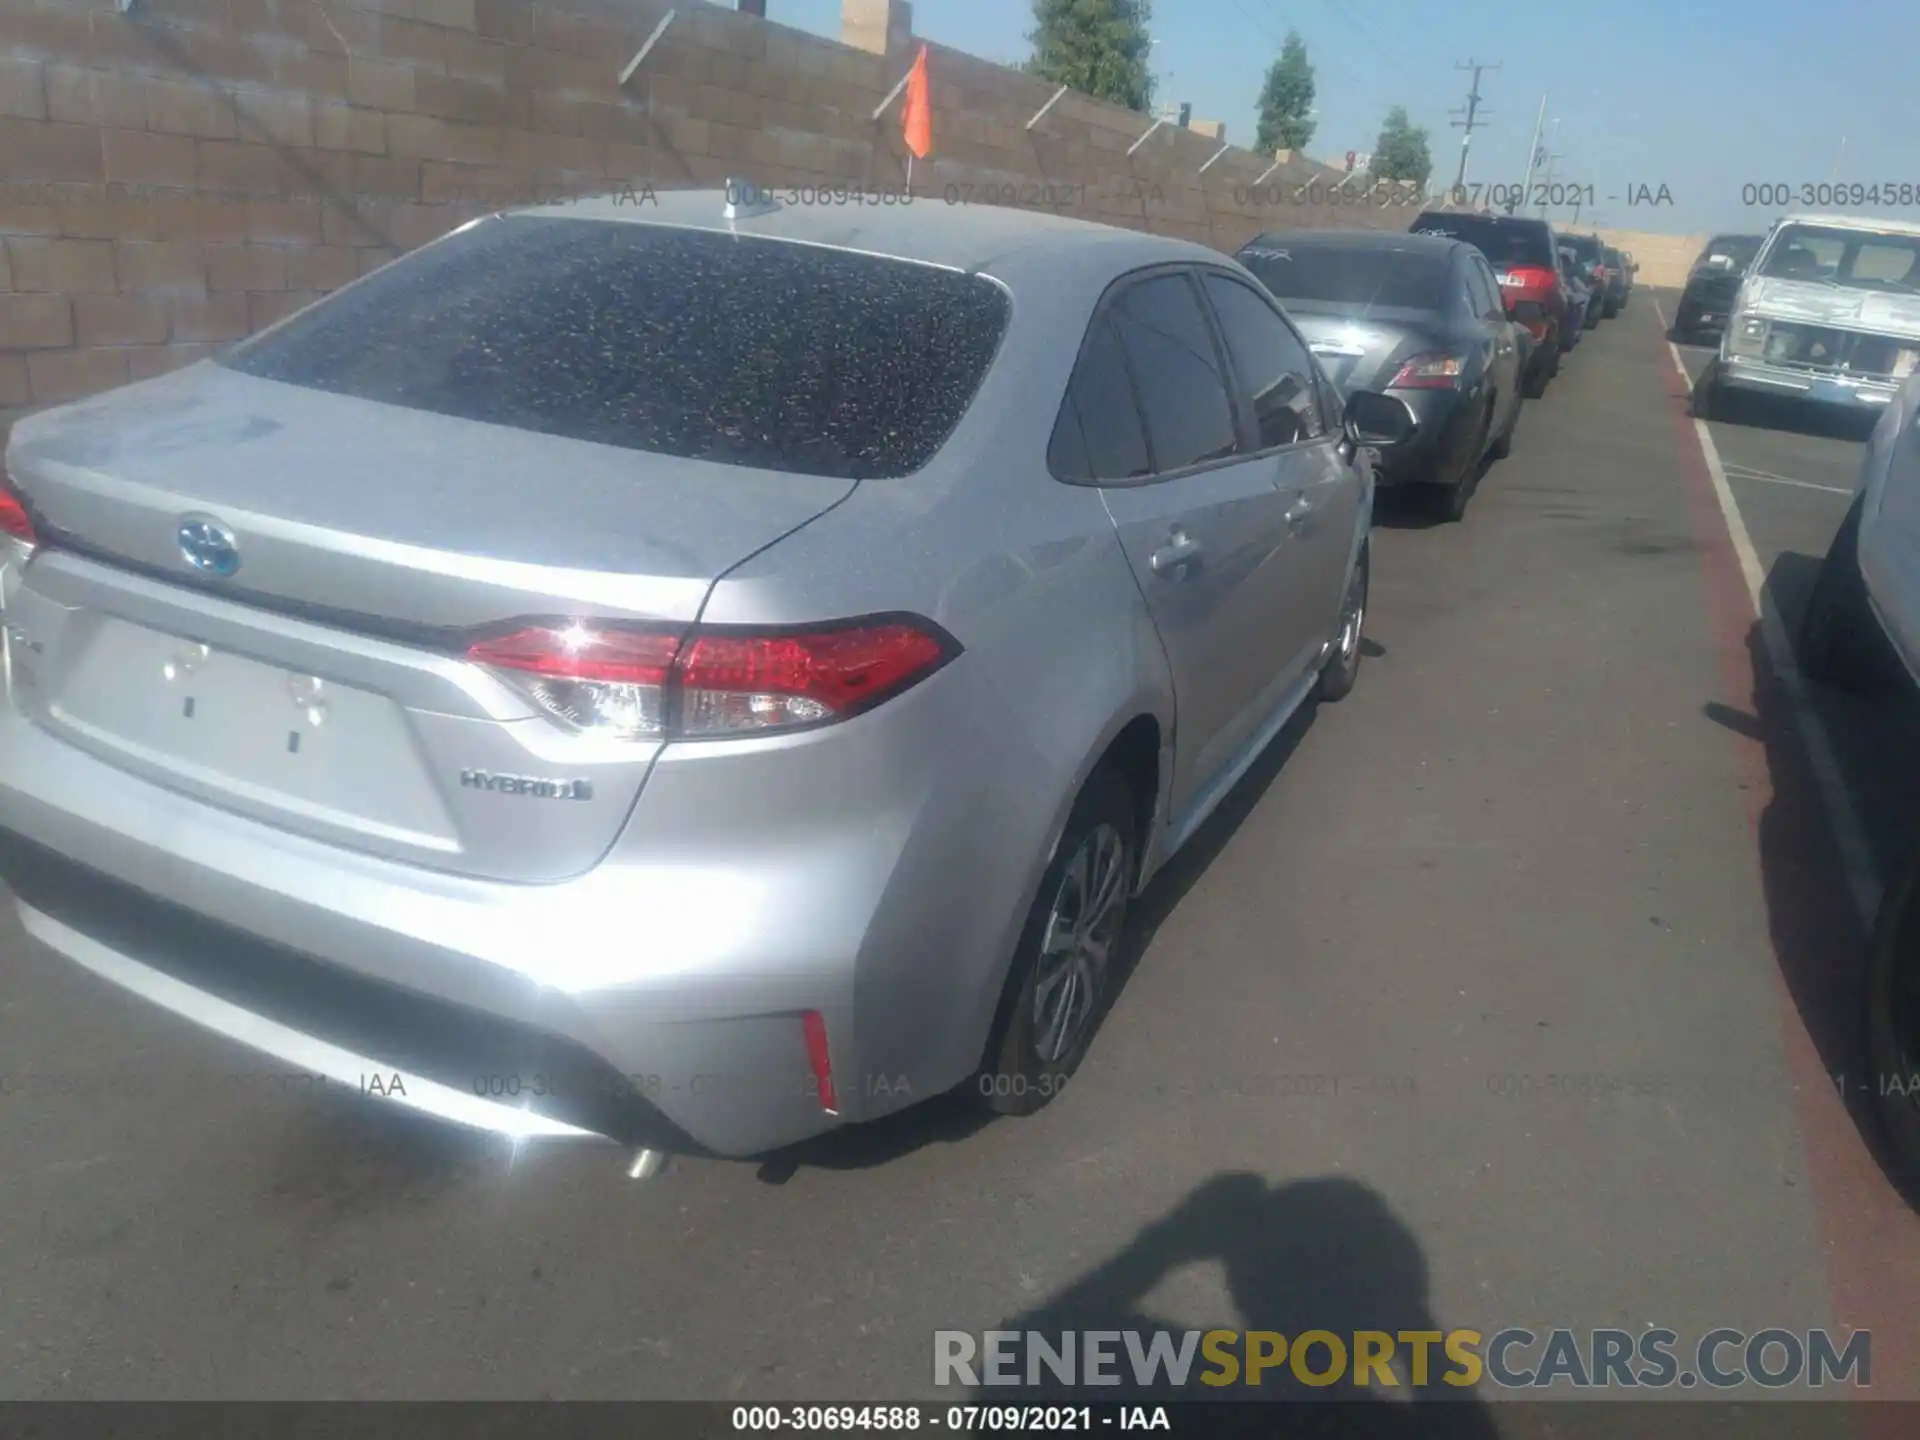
[1236,229,1524,522]
[1672,233,1764,344]
[1559,234,1610,329]
[1692,213,1920,424]
[1557,245,1593,344]
[1797,367,1920,1184]
[1409,211,1566,397]
[0,190,1418,1164]
[1605,245,1633,311]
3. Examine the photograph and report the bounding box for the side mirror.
[1343,390,1419,448]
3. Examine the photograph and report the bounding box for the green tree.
[1371,106,1433,186]
[1254,31,1316,155]
[1025,0,1155,114]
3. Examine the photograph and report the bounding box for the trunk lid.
[1284,304,1450,394]
[3,366,855,883]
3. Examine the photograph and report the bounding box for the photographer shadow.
[971,1172,1506,1438]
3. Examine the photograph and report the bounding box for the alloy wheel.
[1030,822,1129,1063]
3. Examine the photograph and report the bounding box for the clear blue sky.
[766,0,1912,236]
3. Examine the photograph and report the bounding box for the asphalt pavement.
[4,292,1920,1411]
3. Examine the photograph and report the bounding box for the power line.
[1449,59,1500,194]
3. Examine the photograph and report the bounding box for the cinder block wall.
[1,0,1421,428]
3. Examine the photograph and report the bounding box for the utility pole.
[1450,59,1500,200]
[1536,120,1562,215]
[1512,93,1547,214]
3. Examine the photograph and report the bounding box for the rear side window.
[1050,314,1151,483]
[222,215,1011,481]
[1109,274,1238,473]
[1464,256,1501,316]
[1202,273,1325,448]
[1410,213,1555,270]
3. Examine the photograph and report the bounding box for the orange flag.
[901,43,932,160]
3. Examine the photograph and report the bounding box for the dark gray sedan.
[1236,230,1525,522]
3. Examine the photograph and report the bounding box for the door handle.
[1149,529,1202,578]
[1285,494,1318,532]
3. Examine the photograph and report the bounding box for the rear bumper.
[1368,389,1474,485]
[1718,355,1901,410]
[0,700,919,1159]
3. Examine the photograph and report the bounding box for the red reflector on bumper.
[802,1010,838,1115]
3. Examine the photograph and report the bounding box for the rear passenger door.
[1051,269,1299,828]
[1198,269,1358,686]
[1465,252,1521,431]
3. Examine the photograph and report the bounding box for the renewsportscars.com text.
[934,1327,1870,1390]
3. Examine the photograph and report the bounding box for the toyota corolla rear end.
[0,204,1043,1159]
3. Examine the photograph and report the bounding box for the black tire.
[1603,298,1620,319]
[1864,842,1920,1197]
[1688,365,1720,421]
[1547,327,1563,377]
[1521,354,1549,399]
[976,768,1139,1116]
[1316,542,1369,703]
[1800,493,1890,690]
[1426,473,1473,522]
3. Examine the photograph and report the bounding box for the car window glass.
[1110,274,1240,470]
[1457,263,1486,319]
[1053,313,1151,483]
[1470,258,1502,317]
[1202,272,1326,449]
[224,216,1010,481]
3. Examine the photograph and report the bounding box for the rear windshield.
[1409,214,1555,269]
[222,216,1012,480]
[1562,235,1603,263]
[1703,235,1762,267]
[1236,243,1450,310]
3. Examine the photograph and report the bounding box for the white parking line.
[1654,297,1883,925]
[1723,468,1854,498]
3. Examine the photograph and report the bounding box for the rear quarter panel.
[625,252,1179,1110]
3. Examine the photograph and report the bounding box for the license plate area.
[43,614,458,851]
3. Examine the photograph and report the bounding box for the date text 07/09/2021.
[730,1405,1171,1432]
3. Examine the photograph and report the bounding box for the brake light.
[466,614,957,741]
[0,469,37,548]
[1387,353,1465,390]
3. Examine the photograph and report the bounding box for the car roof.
[1414,210,1551,232]
[1775,213,1920,238]
[498,186,1229,281]
[1243,228,1462,257]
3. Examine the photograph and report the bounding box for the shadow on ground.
[1702,543,1920,1206]
[961,1171,1505,1435]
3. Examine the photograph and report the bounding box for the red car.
[1410,211,1567,396]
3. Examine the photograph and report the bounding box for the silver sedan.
[0,188,1413,1160]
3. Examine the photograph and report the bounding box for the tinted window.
[1052,314,1151,483]
[1110,274,1238,472]
[1203,273,1325,448]
[1466,256,1502,316]
[1562,235,1603,264]
[1236,243,1449,310]
[1411,213,1556,269]
[223,215,1011,481]
[1702,234,1762,268]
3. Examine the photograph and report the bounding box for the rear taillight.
[466,614,957,742]
[1387,353,1465,390]
[0,470,37,549]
